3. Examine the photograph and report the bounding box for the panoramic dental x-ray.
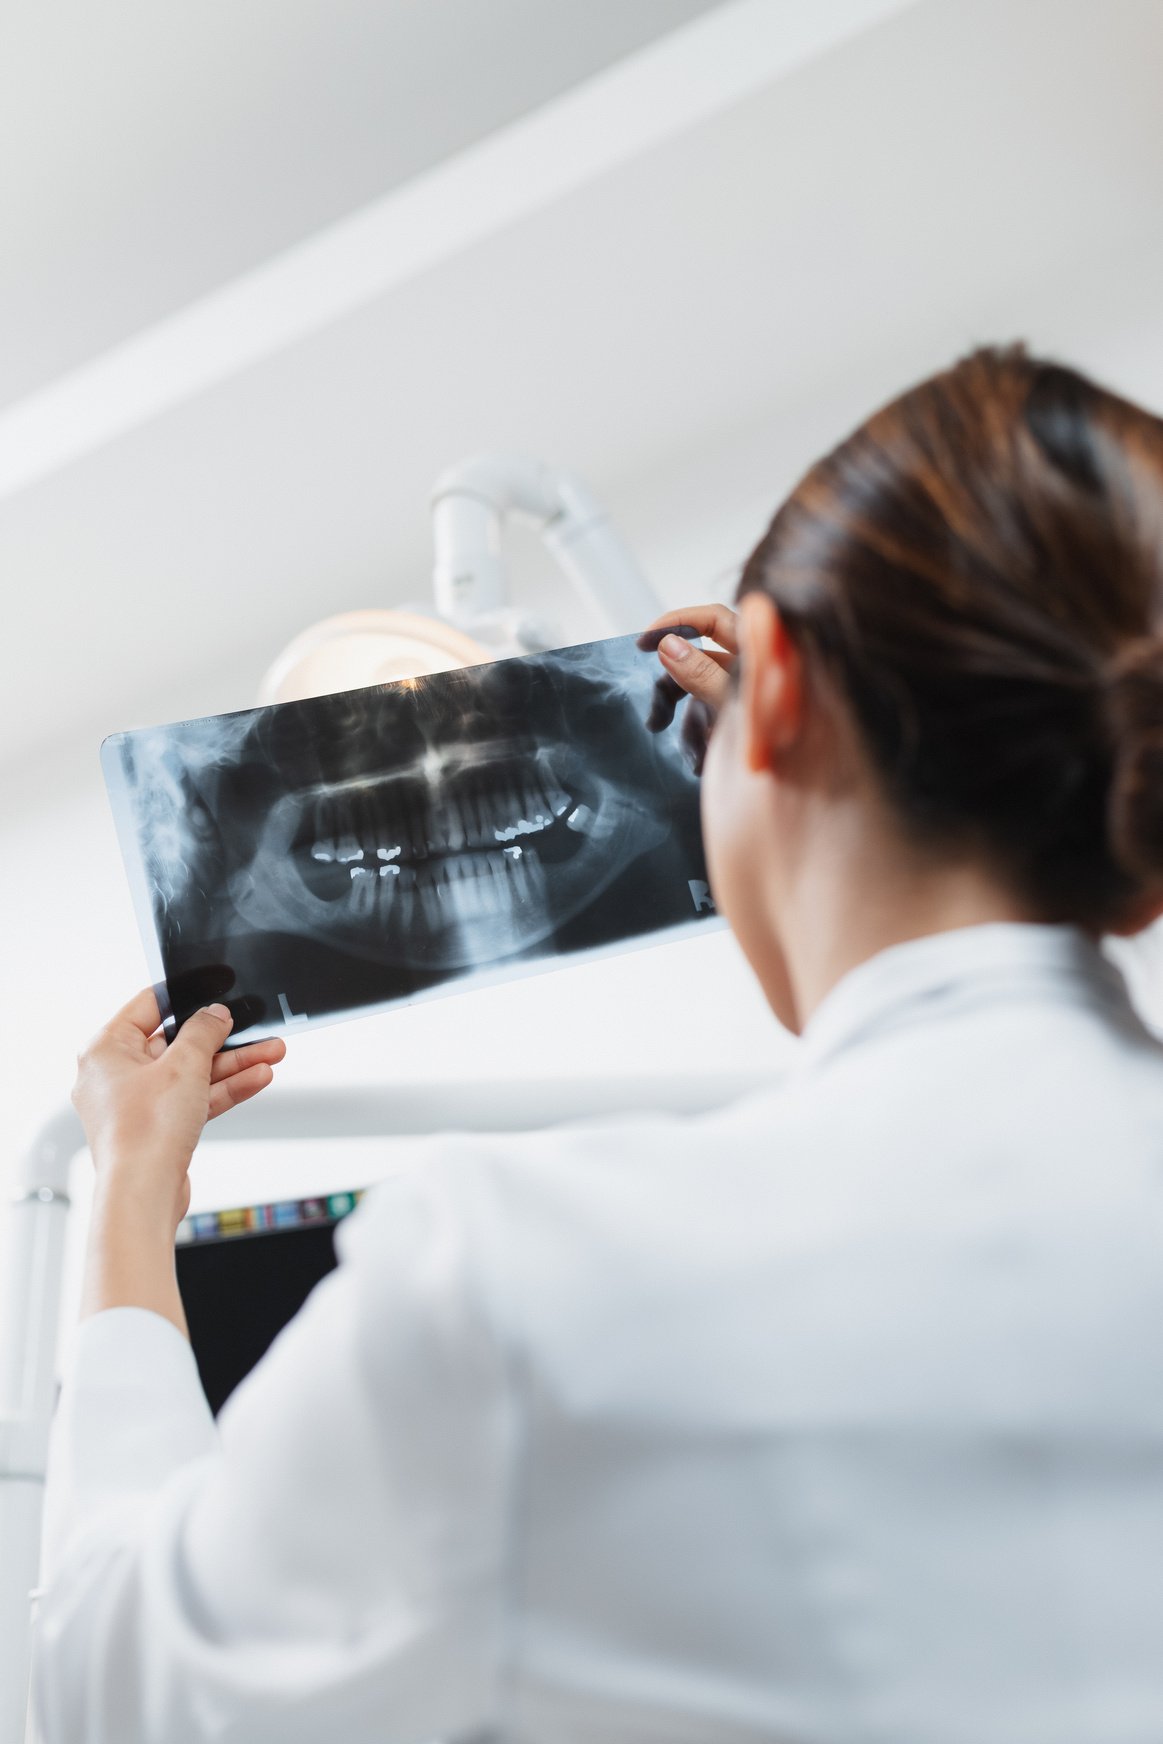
[102,632,722,1045]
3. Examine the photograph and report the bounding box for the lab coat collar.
[797,922,1135,1070]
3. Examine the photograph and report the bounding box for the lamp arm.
[430,455,660,638]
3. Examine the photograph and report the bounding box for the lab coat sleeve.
[33,1155,513,1744]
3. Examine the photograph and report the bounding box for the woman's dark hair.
[737,344,1163,930]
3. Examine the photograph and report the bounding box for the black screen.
[177,1222,341,1415]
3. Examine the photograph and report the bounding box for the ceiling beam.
[0,0,919,501]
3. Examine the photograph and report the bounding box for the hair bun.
[1106,637,1163,886]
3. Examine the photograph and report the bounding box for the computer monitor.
[175,1189,365,1415]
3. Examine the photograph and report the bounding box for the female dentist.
[35,346,1163,1742]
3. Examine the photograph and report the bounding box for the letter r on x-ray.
[688,880,715,913]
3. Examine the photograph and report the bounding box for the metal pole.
[0,1108,82,1744]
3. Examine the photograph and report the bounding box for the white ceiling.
[0,0,723,405]
[4,0,1163,790]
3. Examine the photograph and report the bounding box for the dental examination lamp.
[258,455,662,703]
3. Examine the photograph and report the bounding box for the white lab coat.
[33,924,1163,1742]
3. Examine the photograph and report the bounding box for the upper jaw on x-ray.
[174,651,680,977]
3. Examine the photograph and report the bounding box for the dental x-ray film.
[101,633,723,1046]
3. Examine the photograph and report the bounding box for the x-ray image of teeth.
[101,632,724,1047]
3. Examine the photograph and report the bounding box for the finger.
[169,1004,233,1071]
[681,698,714,775]
[638,604,739,655]
[657,635,735,712]
[645,670,686,735]
[208,1061,275,1120]
[210,1037,287,1083]
[691,648,735,675]
[101,987,163,1047]
[645,648,735,733]
[636,623,703,654]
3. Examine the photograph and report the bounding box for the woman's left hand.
[73,990,286,1233]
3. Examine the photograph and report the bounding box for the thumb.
[170,1003,233,1070]
[658,633,733,714]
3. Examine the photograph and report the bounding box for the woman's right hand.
[637,604,739,774]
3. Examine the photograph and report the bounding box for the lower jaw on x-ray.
[102,633,722,1045]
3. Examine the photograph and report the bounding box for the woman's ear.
[737,593,805,776]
